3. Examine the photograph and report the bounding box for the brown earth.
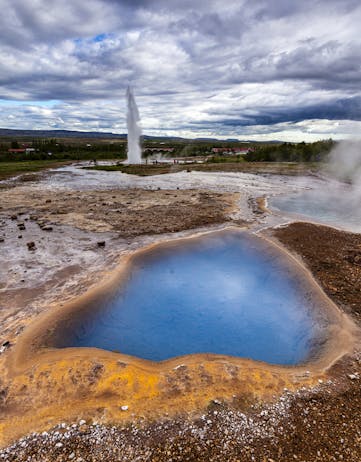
[273,222,361,319]
[0,187,238,235]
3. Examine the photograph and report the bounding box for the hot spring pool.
[57,231,324,365]
[271,189,361,233]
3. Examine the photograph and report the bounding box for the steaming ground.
[0,163,361,460]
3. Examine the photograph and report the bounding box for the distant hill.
[0,128,282,144]
[0,128,127,139]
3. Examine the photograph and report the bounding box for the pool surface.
[60,231,321,365]
[272,188,361,232]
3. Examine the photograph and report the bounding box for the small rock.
[120,405,129,411]
[10,214,17,220]
[68,453,75,460]
[348,373,359,380]
[173,364,186,370]
[97,241,106,247]
[27,242,36,251]
[42,225,53,231]
[0,340,11,354]
[79,419,86,426]
[17,223,26,230]
[45,199,52,203]
[18,235,22,239]
[55,442,63,448]
[0,238,4,243]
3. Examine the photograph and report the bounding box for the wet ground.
[0,163,360,461]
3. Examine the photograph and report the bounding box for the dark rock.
[0,238,4,243]
[42,226,53,232]
[18,235,22,239]
[17,223,26,230]
[97,241,106,247]
[10,214,17,220]
[45,199,52,203]
[0,341,11,354]
[0,340,11,354]
[345,249,361,266]
[27,241,36,251]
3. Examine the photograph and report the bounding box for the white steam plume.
[126,86,142,164]
[327,140,361,208]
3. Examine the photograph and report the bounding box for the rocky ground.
[0,168,360,461]
[274,222,361,320]
[0,187,237,236]
[0,356,360,462]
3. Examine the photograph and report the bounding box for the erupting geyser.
[126,86,142,164]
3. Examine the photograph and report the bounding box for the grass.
[85,161,323,177]
[0,160,71,180]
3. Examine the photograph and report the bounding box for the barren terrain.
[0,165,360,461]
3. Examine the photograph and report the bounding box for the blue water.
[272,189,361,232]
[68,232,318,364]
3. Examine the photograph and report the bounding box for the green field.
[0,160,71,180]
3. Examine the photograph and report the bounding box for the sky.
[0,0,361,141]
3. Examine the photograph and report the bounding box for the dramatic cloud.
[0,0,360,140]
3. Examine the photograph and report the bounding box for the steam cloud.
[327,140,361,208]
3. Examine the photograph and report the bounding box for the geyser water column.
[126,86,142,164]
